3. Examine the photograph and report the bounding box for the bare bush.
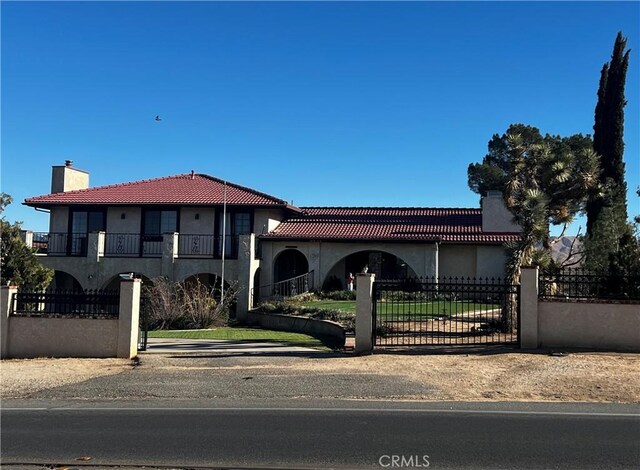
[142,277,238,330]
[142,277,184,330]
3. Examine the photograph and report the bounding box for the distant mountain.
[549,236,583,267]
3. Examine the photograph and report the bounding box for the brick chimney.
[51,160,89,193]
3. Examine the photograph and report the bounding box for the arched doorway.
[102,273,154,292]
[252,268,261,308]
[48,270,83,291]
[323,250,417,290]
[273,249,309,283]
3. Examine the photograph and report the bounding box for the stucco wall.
[260,240,438,289]
[7,317,118,358]
[40,256,165,290]
[39,239,247,290]
[247,311,345,347]
[476,245,508,278]
[106,207,142,233]
[439,245,477,278]
[173,258,239,282]
[49,207,69,233]
[437,244,508,279]
[180,207,216,234]
[254,208,286,234]
[538,301,640,352]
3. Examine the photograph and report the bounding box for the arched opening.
[182,273,236,320]
[252,268,261,308]
[183,273,223,290]
[323,250,417,290]
[102,273,154,292]
[48,270,83,291]
[274,249,309,283]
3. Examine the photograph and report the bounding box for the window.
[234,213,251,235]
[217,211,252,258]
[143,210,177,236]
[69,209,104,256]
[71,210,105,234]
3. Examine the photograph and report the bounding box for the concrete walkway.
[143,337,323,354]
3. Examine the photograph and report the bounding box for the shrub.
[142,277,238,330]
[319,290,356,301]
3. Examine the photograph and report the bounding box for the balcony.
[30,232,241,259]
[32,232,88,257]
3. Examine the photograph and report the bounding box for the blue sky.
[2,1,639,236]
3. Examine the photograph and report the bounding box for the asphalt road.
[2,401,639,469]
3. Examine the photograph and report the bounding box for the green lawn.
[148,327,329,349]
[301,299,499,318]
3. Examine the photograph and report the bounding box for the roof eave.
[259,235,443,243]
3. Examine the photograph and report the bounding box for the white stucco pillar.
[1,286,18,359]
[520,266,539,349]
[88,231,105,263]
[236,234,256,324]
[117,278,141,359]
[355,273,375,354]
[161,232,179,280]
[21,230,34,248]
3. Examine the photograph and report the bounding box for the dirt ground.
[289,351,640,403]
[1,358,134,398]
[1,351,639,403]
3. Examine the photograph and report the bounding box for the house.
[23,162,521,321]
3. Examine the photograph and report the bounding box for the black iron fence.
[32,232,87,256]
[103,233,169,257]
[539,269,640,302]
[177,234,239,259]
[11,289,120,317]
[31,232,243,259]
[104,233,142,257]
[373,277,519,347]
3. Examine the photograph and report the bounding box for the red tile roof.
[24,174,299,209]
[262,207,521,244]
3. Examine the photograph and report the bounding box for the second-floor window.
[143,210,178,237]
[68,209,105,256]
[234,212,251,235]
[71,210,105,234]
[217,211,251,258]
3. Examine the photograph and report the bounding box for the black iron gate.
[372,277,519,347]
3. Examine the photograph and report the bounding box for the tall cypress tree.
[585,32,633,272]
[587,32,630,230]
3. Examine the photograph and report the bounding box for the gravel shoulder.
[2,350,639,403]
[1,358,134,399]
